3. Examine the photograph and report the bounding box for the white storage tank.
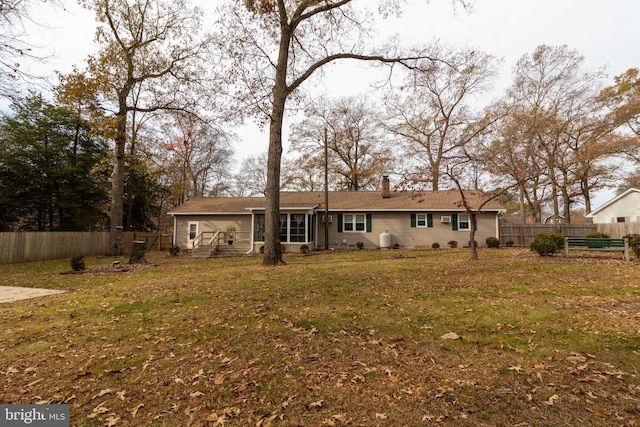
[380,230,391,248]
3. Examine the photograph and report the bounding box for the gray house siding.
[318,211,499,249]
[173,214,252,249]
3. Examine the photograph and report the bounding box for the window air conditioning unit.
[440,215,451,223]
[322,215,333,223]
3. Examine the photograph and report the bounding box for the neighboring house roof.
[585,188,640,218]
[168,191,505,215]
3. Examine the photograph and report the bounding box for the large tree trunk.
[581,179,592,214]
[562,186,571,224]
[264,99,285,265]
[109,111,127,256]
[263,23,291,265]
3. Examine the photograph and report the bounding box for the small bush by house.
[486,237,500,248]
[71,255,85,271]
[586,231,610,238]
[530,232,564,256]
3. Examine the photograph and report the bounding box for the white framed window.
[416,214,427,227]
[458,214,470,230]
[343,214,366,232]
[253,213,310,243]
[289,214,306,242]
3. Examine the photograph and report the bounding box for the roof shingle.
[168,191,504,215]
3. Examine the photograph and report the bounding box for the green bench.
[564,237,630,261]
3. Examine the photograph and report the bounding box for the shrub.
[468,240,478,248]
[391,242,400,249]
[447,240,458,248]
[530,232,564,256]
[486,237,500,248]
[259,245,265,254]
[432,242,440,249]
[356,241,364,250]
[506,240,514,247]
[630,236,640,259]
[300,244,310,254]
[586,231,609,238]
[168,245,180,256]
[71,255,85,271]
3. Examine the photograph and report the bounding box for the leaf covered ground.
[1,249,639,426]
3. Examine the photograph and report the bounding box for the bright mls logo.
[1,405,69,426]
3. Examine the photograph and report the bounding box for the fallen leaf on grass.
[331,413,347,423]
[509,365,523,373]
[375,413,387,419]
[566,355,587,363]
[281,394,298,409]
[105,414,120,426]
[308,400,324,409]
[586,407,607,417]
[545,394,560,406]
[190,391,205,398]
[92,389,115,400]
[441,332,461,340]
[256,413,281,426]
[131,404,144,417]
[87,402,109,419]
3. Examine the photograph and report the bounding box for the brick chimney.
[382,175,391,198]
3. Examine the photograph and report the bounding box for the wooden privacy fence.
[0,232,173,264]
[596,223,640,238]
[0,232,110,264]
[500,224,597,248]
[500,223,640,247]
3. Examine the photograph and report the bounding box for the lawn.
[1,249,639,426]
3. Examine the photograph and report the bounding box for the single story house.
[586,188,640,224]
[168,178,505,256]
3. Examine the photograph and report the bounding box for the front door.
[187,222,199,249]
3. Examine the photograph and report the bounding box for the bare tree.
[0,0,64,100]
[215,0,469,264]
[386,45,499,191]
[232,152,297,196]
[233,153,269,197]
[290,96,395,191]
[284,154,324,191]
[155,113,233,205]
[77,0,212,255]
[504,45,609,221]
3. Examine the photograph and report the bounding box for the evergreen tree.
[0,92,110,231]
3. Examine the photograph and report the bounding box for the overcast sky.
[29,0,640,94]
[18,0,640,205]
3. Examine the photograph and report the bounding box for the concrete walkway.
[0,286,67,303]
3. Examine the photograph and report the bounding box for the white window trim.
[458,214,470,231]
[254,212,310,243]
[416,213,428,228]
[343,213,367,233]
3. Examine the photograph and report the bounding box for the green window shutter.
[427,213,433,228]
[366,214,372,233]
[452,213,458,231]
[410,214,417,228]
[337,214,343,233]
